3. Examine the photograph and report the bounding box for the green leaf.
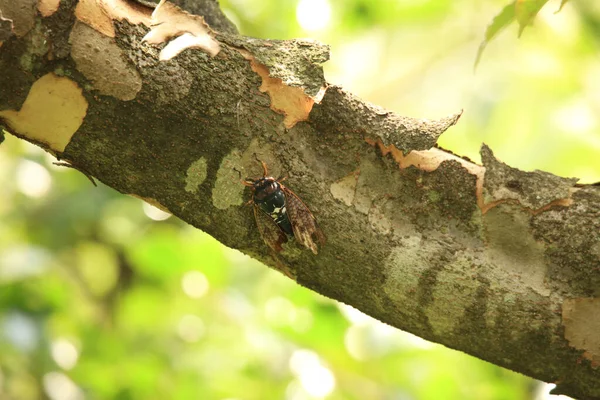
[515,0,549,36]
[474,2,516,70]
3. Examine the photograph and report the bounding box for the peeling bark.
[1,1,599,399]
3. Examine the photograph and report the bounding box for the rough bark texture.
[1,1,599,399]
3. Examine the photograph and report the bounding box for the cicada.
[243,161,325,254]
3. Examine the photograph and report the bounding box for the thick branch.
[0,1,599,399]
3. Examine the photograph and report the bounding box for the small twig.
[236,99,241,129]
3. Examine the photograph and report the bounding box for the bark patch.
[212,150,244,210]
[426,259,480,336]
[143,1,220,60]
[384,238,428,309]
[0,0,36,37]
[185,157,208,193]
[70,21,142,101]
[563,297,600,366]
[483,205,549,296]
[330,171,358,206]
[227,37,329,99]
[38,0,61,17]
[241,51,315,129]
[0,73,88,153]
[75,0,150,37]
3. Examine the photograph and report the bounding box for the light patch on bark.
[240,50,315,129]
[563,298,600,366]
[383,236,434,313]
[38,0,61,17]
[484,206,550,296]
[425,255,480,336]
[69,21,142,101]
[330,171,357,206]
[143,1,220,60]
[0,0,36,37]
[353,157,386,215]
[212,150,244,210]
[74,0,151,37]
[185,157,208,193]
[368,200,392,235]
[0,73,88,153]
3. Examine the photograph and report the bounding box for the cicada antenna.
[260,160,269,177]
[251,154,269,177]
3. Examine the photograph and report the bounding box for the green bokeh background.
[1,0,598,399]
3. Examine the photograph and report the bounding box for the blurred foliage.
[1,0,598,399]
[475,0,572,68]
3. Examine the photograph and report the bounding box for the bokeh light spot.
[42,372,84,400]
[296,0,331,32]
[0,246,50,282]
[16,159,51,198]
[289,349,336,398]
[553,101,597,135]
[298,365,335,398]
[181,270,209,298]
[142,202,172,221]
[2,312,39,352]
[50,338,79,370]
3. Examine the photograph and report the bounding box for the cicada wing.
[282,186,326,254]
[254,204,288,252]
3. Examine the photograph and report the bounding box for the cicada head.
[246,177,280,201]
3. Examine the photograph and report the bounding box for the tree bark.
[1,1,599,398]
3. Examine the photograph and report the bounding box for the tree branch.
[0,1,599,398]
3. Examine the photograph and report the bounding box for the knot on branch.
[311,86,462,153]
[481,144,578,210]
